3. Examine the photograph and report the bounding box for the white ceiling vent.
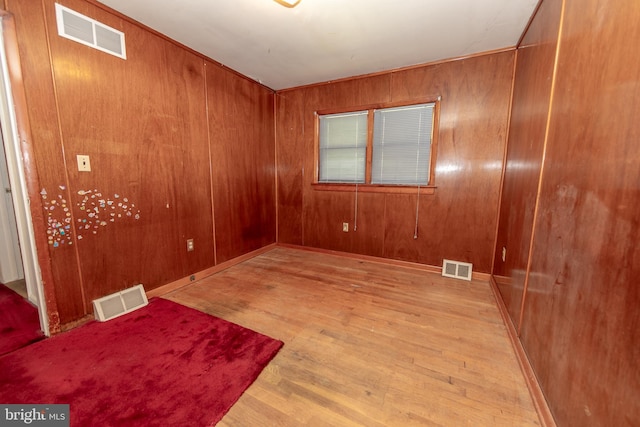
[442,259,473,281]
[55,3,126,59]
[93,284,148,322]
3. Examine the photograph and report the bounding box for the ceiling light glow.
[274,0,301,8]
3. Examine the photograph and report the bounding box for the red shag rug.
[0,298,283,426]
[0,283,43,356]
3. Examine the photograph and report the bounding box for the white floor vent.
[93,284,148,322]
[442,259,473,281]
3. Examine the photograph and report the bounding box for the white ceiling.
[97,0,539,90]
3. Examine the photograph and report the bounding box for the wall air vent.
[93,284,148,321]
[442,259,473,281]
[55,3,126,59]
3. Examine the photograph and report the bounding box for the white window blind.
[318,111,367,183]
[371,103,435,185]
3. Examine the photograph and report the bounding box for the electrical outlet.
[76,155,91,172]
[502,247,507,262]
[187,239,194,252]
[342,222,349,232]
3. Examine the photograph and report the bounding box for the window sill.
[312,183,436,195]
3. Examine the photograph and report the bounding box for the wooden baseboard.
[488,275,557,427]
[146,243,277,298]
[58,314,94,334]
[277,243,490,281]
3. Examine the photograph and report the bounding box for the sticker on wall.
[40,186,142,248]
[75,189,141,240]
[40,187,73,248]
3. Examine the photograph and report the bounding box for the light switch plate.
[77,155,91,172]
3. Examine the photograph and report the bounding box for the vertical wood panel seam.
[40,0,87,313]
[491,51,519,275]
[203,61,217,266]
[517,0,545,48]
[517,0,567,336]
[385,71,391,256]
[301,90,306,246]
[383,73,392,257]
[273,92,279,243]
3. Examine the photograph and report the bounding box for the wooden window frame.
[313,97,441,195]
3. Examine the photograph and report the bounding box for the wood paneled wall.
[207,63,276,263]
[494,0,640,425]
[493,0,562,327]
[12,0,638,422]
[7,0,275,325]
[276,53,515,273]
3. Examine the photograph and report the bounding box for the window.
[372,103,435,185]
[318,111,367,183]
[316,100,439,191]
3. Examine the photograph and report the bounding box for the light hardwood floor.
[5,279,27,299]
[164,247,540,426]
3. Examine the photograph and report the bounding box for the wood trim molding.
[277,243,490,281]
[365,111,374,183]
[278,243,439,274]
[278,46,517,93]
[489,275,557,427]
[315,96,441,116]
[314,97,441,191]
[312,183,436,195]
[146,243,277,298]
[471,270,491,281]
[429,98,441,187]
[313,111,320,183]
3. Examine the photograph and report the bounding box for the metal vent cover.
[442,259,473,281]
[93,284,148,321]
[55,3,126,59]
